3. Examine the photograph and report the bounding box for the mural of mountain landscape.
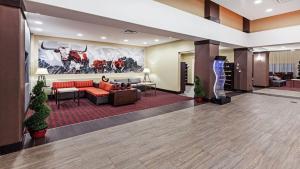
[38,41,144,74]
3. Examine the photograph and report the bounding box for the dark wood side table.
[55,88,80,109]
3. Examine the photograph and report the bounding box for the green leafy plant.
[24,81,51,131]
[194,76,205,98]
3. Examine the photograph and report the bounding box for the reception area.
[1,0,300,168]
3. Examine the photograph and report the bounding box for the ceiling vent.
[276,0,293,4]
[123,29,138,34]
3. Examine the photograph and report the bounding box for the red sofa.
[52,80,114,105]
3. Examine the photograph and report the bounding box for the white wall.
[145,41,194,92]
[26,0,300,48]
[30,35,144,89]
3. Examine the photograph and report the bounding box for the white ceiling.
[25,12,178,47]
[253,43,300,52]
[212,0,300,20]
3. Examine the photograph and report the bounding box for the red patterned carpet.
[46,91,192,128]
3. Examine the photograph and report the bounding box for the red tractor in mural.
[41,42,89,73]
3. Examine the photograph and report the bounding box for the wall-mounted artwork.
[38,41,144,74]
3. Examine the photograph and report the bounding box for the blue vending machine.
[211,56,231,105]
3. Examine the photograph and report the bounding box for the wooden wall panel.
[155,0,204,17]
[251,10,300,32]
[220,6,243,31]
[0,5,25,148]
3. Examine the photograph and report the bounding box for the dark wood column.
[204,0,220,23]
[0,0,26,154]
[243,17,250,33]
[253,52,270,87]
[234,48,253,91]
[194,40,219,99]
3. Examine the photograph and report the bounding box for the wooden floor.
[1,92,300,169]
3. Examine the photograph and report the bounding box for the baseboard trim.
[253,85,270,88]
[233,89,253,93]
[155,88,181,94]
[186,83,194,86]
[0,141,23,155]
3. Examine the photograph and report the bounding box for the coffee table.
[55,88,80,109]
[140,82,156,96]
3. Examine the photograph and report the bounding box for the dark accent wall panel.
[0,4,25,151]
[243,17,250,33]
[204,0,220,23]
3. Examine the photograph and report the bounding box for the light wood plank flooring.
[254,88,300,99]
[1,92,300,169]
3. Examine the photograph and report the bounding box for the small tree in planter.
[194,76,205,103]
[24,81,51,139]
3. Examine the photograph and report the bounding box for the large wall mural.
[38,41,144,74]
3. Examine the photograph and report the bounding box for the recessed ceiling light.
[34,28,43,32]
[265,8,273,12]
[143,42,148,45]
[77,33,83,37]
[34,21,43,25]
[281,46,286,49]
[154,39,160,42]
[101,36,107,40]
[123,39,129,42]
[254,0,262,4]
[291,49,296,51]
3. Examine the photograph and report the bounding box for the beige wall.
[155,0,204,17]
[181,53,195,84]
[220,49,234,62]
[269,50,300,77]
[220,6,243,31]
[30,35,144,89]
[251,10,300,32]
[145,41,194,92]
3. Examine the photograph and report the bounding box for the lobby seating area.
[43,90,192,128]
[52,80,141,106]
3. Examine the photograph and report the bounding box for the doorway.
[180,51,195,97]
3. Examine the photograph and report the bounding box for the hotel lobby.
[0,0,300,168]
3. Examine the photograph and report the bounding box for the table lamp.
[143,68,151,82]
[36,68,49,85]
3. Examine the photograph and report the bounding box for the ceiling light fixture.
[123,39,129,42]
[143,42,148,45]
[77,33,83,37]
[101,36,107,40]
[34,21,43,25]
[154,39,160,42]
[265,8,273,12]
[35,28,43,32]
[254,0,263,4]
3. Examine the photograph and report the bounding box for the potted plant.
[24,81,51,139]
[194,76,205,103]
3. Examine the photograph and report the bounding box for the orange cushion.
[99,82,113,91]
[104,83,113,92]
[85,88,109,97]
[74,80,93,88]
[99,82,106,90]
[52,81,74,89]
